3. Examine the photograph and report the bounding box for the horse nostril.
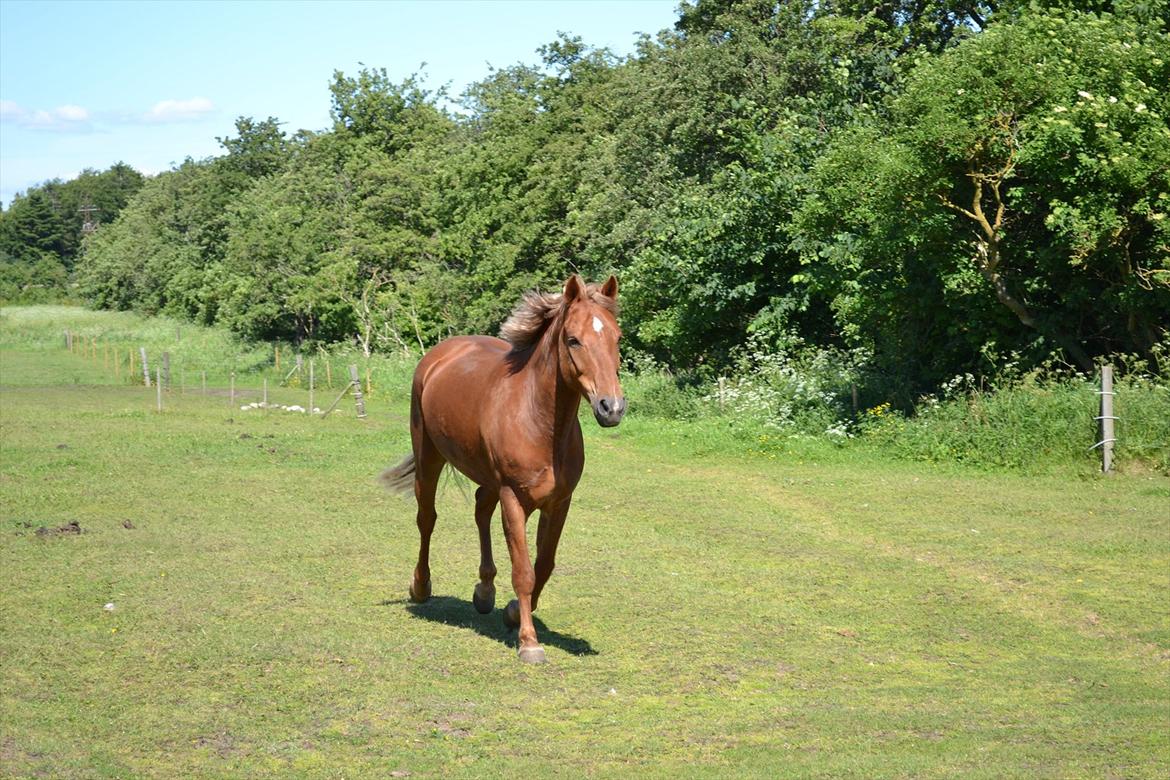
[598,397,612,415]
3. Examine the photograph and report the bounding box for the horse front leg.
[498,486,544,663]
[531,497,569,613]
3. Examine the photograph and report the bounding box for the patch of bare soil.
[36,521,82,537]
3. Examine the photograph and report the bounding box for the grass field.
[2,309,1169,778]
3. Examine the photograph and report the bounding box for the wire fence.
[60,328,392,420]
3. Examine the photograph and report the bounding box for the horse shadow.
[385,595,598,656]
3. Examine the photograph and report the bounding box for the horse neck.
[525,316,582,436]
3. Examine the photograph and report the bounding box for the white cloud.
[55,104,89,122]
[0,100,25,121]
[0,101,92,130]
[143,97,215,123]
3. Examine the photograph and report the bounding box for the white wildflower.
[1077,90,1094,100]
[1135,103,1147,112]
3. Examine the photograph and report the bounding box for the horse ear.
[563,275,584,303]
[600,275,618,299]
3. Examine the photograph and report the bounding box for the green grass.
[2,308,1169,778]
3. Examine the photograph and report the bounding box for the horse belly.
[416,339,505,488]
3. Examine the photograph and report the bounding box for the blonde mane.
[498,277,618,352]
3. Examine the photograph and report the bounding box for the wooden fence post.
[1096,365,1116,474]
[263,378,268,407]
[230,372,236,408]
[349,365,366,419]
[64,330,71,351]
[140,348,151,387]
[319,378,353,419]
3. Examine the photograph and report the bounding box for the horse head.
[559,275,625,427]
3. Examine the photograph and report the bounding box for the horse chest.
[496,446,582,505]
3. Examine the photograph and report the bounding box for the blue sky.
[0,0,680,206]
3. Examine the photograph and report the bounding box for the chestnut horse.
[381,275,625,663]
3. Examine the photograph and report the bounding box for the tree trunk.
[976,239,1093,371]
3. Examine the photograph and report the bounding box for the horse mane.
[498,276,619,352]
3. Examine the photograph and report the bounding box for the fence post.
[140,348,151,387]
[263,378,268,407]
[275,345,280,373]
[64,330,71,351]
[1097,365,1116,474]
[349,365,367,419]
[319,378,353,419]
[230,372,236,408]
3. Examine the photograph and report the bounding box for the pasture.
[1,309,1168,778]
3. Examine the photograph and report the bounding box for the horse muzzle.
[591,395,626,427]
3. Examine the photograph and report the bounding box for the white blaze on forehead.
[592,316,605,334]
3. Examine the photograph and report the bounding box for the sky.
[0,0,680,207]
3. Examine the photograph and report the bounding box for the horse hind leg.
[409,437,444,603]
[472,486,499,614]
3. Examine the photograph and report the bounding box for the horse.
[381,275,625,663]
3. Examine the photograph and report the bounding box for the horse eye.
[567,336,582,348]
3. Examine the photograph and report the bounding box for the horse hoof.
[518,645,546,664]
[409,578,431,603]
[502,599,520,629]
[473,583,495,614]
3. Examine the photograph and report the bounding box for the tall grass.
[0,305,417,408]
[4,305,1166,473]
[623,344,1170,474]
[859,373,1170,472]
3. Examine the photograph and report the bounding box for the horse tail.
[379,453,416,495]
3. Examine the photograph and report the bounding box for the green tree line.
[4,0,1168,403]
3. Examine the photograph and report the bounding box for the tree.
[796,6,1170,393]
